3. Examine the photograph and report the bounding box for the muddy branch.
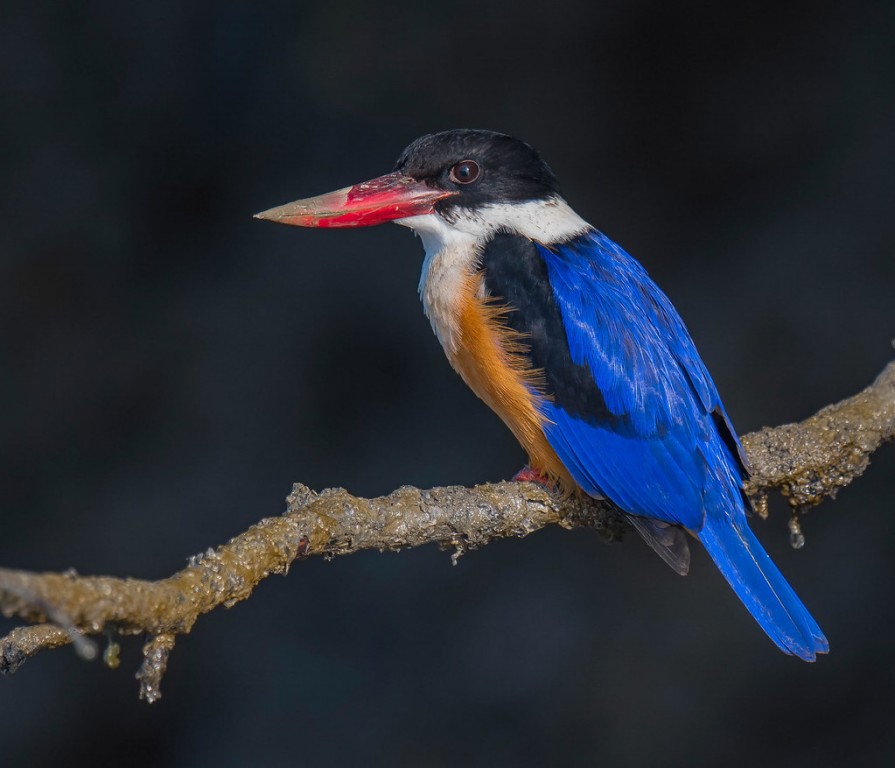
[2,361,893,701]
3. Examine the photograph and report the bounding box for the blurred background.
[1,1,893,766]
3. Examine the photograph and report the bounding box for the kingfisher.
[256,129,828,661]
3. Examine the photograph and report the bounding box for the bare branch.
[2,360,893,700]
[0,625,71,675]
[742,361,895,513]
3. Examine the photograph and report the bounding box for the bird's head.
[255,129,586,245]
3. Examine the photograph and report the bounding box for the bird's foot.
[512,465,554,489]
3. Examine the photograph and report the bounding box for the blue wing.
[482,230,827,660]
[534,231,745,532]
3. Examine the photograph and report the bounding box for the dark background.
[2,1,893,766]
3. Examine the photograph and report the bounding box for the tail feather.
[698,515,828,661]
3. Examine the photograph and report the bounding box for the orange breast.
[449,272,576,490]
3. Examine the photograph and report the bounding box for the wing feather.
[532,233,746,531]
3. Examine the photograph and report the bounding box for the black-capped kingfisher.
[256,129,828,661]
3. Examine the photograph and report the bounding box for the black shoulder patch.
[481,232,618,423]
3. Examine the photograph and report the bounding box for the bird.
[255,129,828,661]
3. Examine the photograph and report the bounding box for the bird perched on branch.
[256,129,828,661]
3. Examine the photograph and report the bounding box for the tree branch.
[2,361,893,701]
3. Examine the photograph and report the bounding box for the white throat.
[396,196,590,352]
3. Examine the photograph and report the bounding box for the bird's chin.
[394,212,437,230]
[394,212,480,256]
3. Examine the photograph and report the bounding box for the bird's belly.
[443,273,575,488]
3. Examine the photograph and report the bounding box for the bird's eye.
[449,160,481,185]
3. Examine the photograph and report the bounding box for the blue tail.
[698,515,829,661]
